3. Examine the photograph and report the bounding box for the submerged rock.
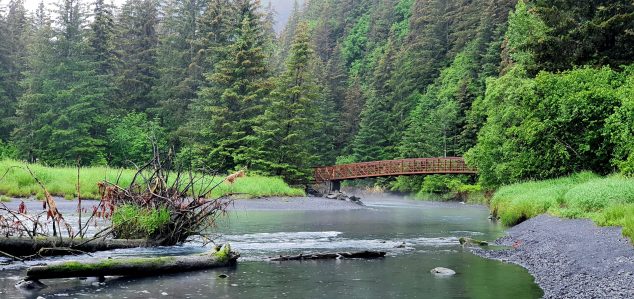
[459,237,489,247]
[430,267,456,277]
[15,279,47,290]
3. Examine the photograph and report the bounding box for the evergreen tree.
[0,0,28,141]
[14,0,108,164]
[115,0,159,112]
[251,23,319,182]
[13,2,52,162]
[152,0,206,131]
[186,0,270,170]
[89,0,117,115]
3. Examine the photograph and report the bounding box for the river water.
[0,196,542,298]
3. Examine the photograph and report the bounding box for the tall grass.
[491,172,634,241]
[0,159,304,200]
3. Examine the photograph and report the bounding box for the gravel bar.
[471,214,634,299]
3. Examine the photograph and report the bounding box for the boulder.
[325,193,339,199]
[430,267,456,277]
[459,237,489,247]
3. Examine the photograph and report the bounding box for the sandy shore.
[471,215,634,299]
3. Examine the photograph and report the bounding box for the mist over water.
[0,195,542,298]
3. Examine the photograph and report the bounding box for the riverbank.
[1,195,368,213]
[0,159,305,200]
[490,172,634,241]
[472,214,634,298]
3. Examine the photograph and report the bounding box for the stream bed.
[0,196,543,298]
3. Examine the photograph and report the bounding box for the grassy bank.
[491,172,634,241]
[0,159,305,200]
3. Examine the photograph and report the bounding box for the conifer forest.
[0,0,632,190]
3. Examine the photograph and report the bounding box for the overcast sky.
[1,0,301,32]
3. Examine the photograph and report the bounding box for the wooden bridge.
[314,157,476,190]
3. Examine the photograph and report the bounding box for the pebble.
[472,215,634,299]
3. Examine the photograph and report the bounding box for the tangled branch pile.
[100,156,234,246]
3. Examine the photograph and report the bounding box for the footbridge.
[314,157,476,191]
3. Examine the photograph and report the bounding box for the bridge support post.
[329,180,341,192]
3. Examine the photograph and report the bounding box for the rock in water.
[459,237,489,247]
[15,279,47,290]
[430,267,456,277]
[325,193,338,199]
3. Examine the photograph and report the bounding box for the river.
[0,195,542,298]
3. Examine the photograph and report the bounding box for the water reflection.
[0,197,543,298]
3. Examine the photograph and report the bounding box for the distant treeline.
[0,0,632,187]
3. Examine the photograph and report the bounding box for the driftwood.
[270,250,386,261]
[24,245,238,281]
[0,237,155,258]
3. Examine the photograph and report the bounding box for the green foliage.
[112,204,171,239]
[114,0,159,112]
[250,23,320,183]
[342,14,370,67]
[528,0,634,73]
[106,113,166,167]
[504,0,549,69]
[400,42,482,159]
[605,66,634,175]
[0,141,18,160]
[468,66,631,187]
[421,175,464,194]
[186,1,270,171]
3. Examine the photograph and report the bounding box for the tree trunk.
[0,237,156,257]
[25,247,238,281]
[269,250,386,261]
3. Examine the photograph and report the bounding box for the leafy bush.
[106,113,167,167]
[0,141,18,160]
[468,65,631,188]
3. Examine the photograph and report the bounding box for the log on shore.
[270,250,386,261]
[0,237,155,257]
[25,245,239,281]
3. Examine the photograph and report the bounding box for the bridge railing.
[314,157,476,182]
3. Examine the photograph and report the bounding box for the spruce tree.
[115,0,159,112]
[14,0,108,164]
[13,2,56,162]
[152,0,207,130]
[186,0,270,170]
[0,0,28,141]
[252,23,319,182]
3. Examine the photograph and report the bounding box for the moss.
[212,244,232,262]
[48,256,176,272]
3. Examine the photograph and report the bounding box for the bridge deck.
[314,157,476,182]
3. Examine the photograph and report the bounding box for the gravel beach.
[471,214,634,299]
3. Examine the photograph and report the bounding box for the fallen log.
[270,250,386,261]
[0,237,155,258]
[24,244,238,281]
